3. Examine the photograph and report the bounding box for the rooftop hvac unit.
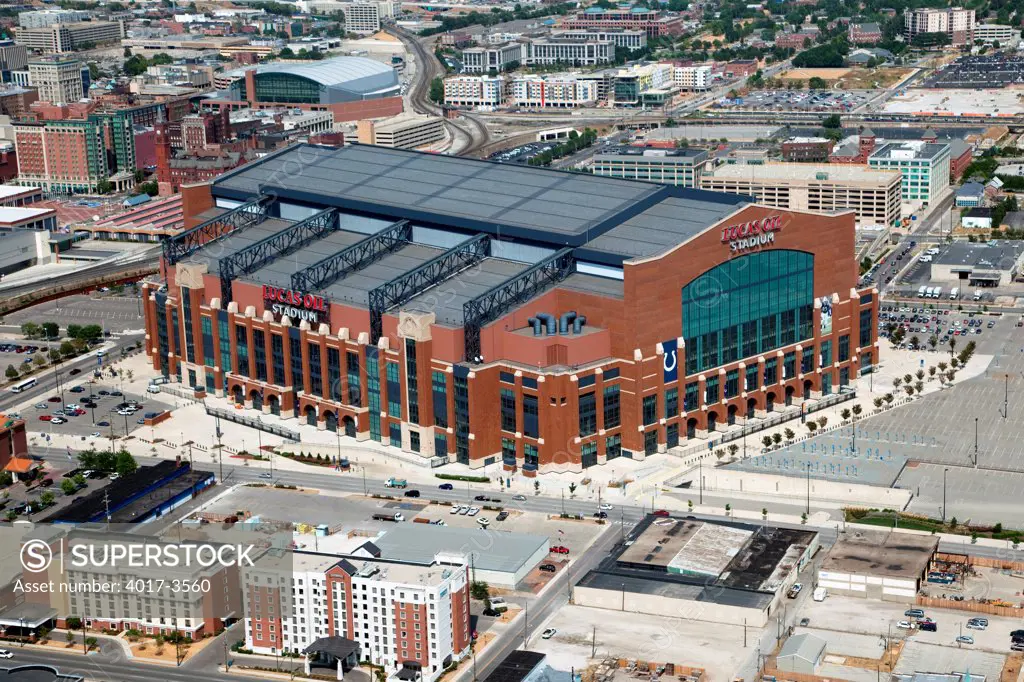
[815,172,829,180]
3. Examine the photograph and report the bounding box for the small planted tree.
[916,369,925,381]
[873,397,883,409]
[784,428,795,441]
[852,404,863,419]
[568,482,577,497]
[728,444,739,459]
[928,366,936,378]
[762,507,768,520]
[893,376,903,389]
[806,422,818,434]
[772,433,782,445]
[841,408,851,421]
[817,416,828,429]
[762,435,773,449]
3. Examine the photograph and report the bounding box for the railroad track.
[387,26,490,157]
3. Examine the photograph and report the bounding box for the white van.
[926,287,936,298]
[812,587,827,602]
[918,286,928,298]
[934,287,943,299]
[973,290,982,301]
[950,287,959,300]
[927,247,940,255]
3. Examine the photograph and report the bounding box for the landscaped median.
[845,506,1024,546]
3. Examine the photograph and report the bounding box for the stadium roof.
[247,56,395,87]
[212,144,750,265]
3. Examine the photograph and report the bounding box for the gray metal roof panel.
[557,273,625,298]
[373,524,549,574]
[239,229,368,288]
[213,144,664,240]
[584,195,749,260]
[402,257,530,326]
[324,244,447,305]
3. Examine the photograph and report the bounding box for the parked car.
[34,403,47,409]
[146,385,161,394]
[50,417,66,425]
[458,506,470,516]
[496,511,509,521]
[96,421,110,427]
[593,511,608,519]
[476,517,490,527]
[905,609,925,618]
[956,635,974,645]
[467,506,480,516]
[539,564,557,573]
[967,618,988,630]
[919,621,937,632]
[541,629,557,640]
[549,545,569,554]
[787,583,803,599]
[897,621,915,630]
[47,396,61,403]
[69,386,85,393]
[38,415,52,422]
[652,509,670,517]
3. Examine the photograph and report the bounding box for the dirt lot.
[779,67,915,89]
[529,604,759,682]
[920,566,1024,603]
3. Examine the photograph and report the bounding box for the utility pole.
[974,417,979,467]
[806,462,811,515]
[744,619,747,648]
[942,467,949,523]
[591,627,596,657]
[699,457,703,504]
[523,601,529,647]
[216,416,224,482]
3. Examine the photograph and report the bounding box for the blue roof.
[584,7,605,13]
[957,181,984,196]
[123,194,151,207]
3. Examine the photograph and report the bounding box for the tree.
[949,337,957,357]
[841,408,851,420]
[883,393,894,405]
[115,451,138,477]
[784,427,795,441]
[429,77,445,104]
[5,365,17,380]
[567,482,576,497]
[66,617,82,630]
[806,421,818,434]
[21,322,41,339]
[80,325,103,343]
[728,444,739,459]
[96,180,114,195]
[817,416,828,429]
[470,581,490,601]
[808,76,827,90]
[928,335,938,350]
[772,432,782,445]
[138,181,158,196]
[909,335,920,349]
[41,322,59,340]
[40,491,54,507]
[915,380,924,394]
[66,630,75,644]
[61,478,77,495]
[893,376,903,389]
[33,354,46,368]
[762,435,773,448]
[852,404,863,419]
[66,324,82,339]
[873,397,883,408]
[533,480,540,494]
[59,341,75,357]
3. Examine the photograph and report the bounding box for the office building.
[143,144,876,469]
[525,37,615,67]
[244,547,471,682]
[27,56,85,104]
[461,42,525,74]
[562,7,685,38]
[15,20,124,53]
[510,76,598,108]
[903,7,975,46]
[868,141,951,205]
[357,114,445,149]
[673,65,711,91]
[17,9,90,29]
[781,137,834,162]
[554,29,647,51]
[443,75,505,107]
[592,147,709,188]
[0,85,38,118]
[339,1,398,34]
[700,162,902,227]
[612,62,674,106]
[0,41,29,81]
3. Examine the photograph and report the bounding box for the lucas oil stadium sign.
[720,215,783,253]
[263,285,329,324]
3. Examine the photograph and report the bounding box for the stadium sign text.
[262,286,329,324]
[721,215,783,253]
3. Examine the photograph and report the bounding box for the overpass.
[0,249,160,317]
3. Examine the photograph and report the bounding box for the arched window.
[682,250,814,375]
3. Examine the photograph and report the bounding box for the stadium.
[208,56,403,122]
[143,143,877,473]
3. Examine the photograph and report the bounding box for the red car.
[549,545,569,554]
[652,509,671,517]
[47,396,61,403]
[39,415,52,422]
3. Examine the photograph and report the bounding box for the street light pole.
[699,457,703,504]
[974,417,978,467]
[942,467,949,523]
[806,462,811,515]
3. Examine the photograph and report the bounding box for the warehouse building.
[573,515,818,626]
[143,143,876,472]
[929,240,1024,286]
[700,162,902,228]
[817,530,937,601]
[357,114,445,149]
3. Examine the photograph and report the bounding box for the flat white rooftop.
[0,185,40,200]
[0,206,54,223]
[707,162,900,185]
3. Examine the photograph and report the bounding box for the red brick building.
[0,417,30,479]
[144,145,877,473]
[561,7,685,37]
[782,137,834,162]
[849,22,883,44]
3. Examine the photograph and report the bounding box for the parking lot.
[710,89,871,112]
[3,292,144,332]
[487,142,556,165]
[23,377,174,441]
[799,593,1020,658]
[1,463,116,521]
[0,340,64,376]
[877,304,1011,353]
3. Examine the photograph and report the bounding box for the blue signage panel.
[663,338,678,383]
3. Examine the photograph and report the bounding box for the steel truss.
[218,208,337,303]
[291,219,412,292]
[367,233,491,343]
[462,247,575,362]
[163,196,271,266]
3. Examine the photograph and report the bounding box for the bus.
[9,377,36,393]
